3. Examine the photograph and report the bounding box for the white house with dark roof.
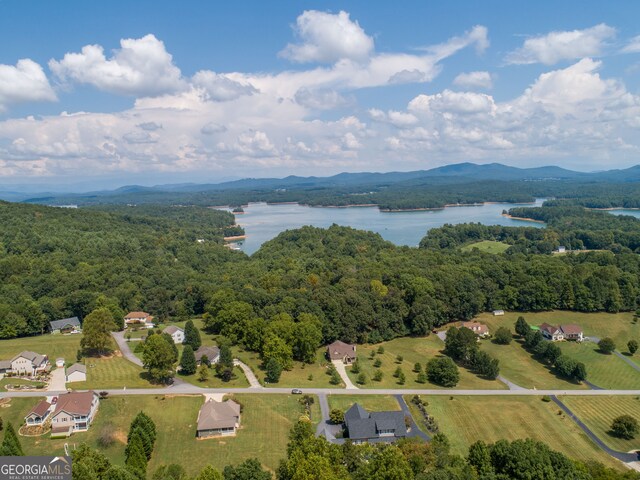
[10,351,49,376]
[66,363,87,383]
[196,399,241,437]
[344,403,407,444]
[50,317,81,334]
[163,326,185,344]
[540,323,583,342]
[25,400,51,426]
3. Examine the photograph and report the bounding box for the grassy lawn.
[0,334,81,363]
[461,240,510,254]
[328,395,401,413]
[0,394,318,475]
[345,336,505,390]
[481,339,588,390]
[0,378,46,389]
[425,396,621,469]
[233,346,340,388]
[67,356,153,389]
[562,396,640,453]
[179,365,249,388]
[561,342,640,389]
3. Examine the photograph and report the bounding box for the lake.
[223,199,545,255]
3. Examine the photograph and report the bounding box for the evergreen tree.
[198,364,210,382]
[195,465,222,480]
[515,316,530,337]
[103,465,138,480]
[0,422,23,456]
[129,411,157,446]
[219,343,234,368]
[183,320,202,350]
[125,434,147,479]
[265,357,282,383]
[179,345,197,375]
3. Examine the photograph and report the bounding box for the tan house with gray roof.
[10,351,49,376]
[196,399,241,438]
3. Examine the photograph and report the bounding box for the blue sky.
[1,0,640,189]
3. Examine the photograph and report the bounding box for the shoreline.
[501,213,545,224]
[223,235,247,241]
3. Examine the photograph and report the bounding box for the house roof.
[461,321,489,334]
[26,400,51,418]
[11,351,48,366]
[344,403,406,440]
[163,325,183,335]
[50,317,80,330]
[195,345,220,362]
[197,399,240,431]
[66,363,86,375]
[560,324,583,335]
[539,323,560,335]
[53,391,97,417]
[125,311,151,319]
[0,360,11,370]
[327,340,356,360]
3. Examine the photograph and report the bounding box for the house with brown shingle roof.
[559,324,584,342]
[50,391,99,436]
[326,340,357,364]
[124,311,154,327]
[25,400,51,426]
[540,323,564,341]
[196,399,241,438]
[461,321,489,337]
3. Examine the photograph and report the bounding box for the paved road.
[395,395,431,441]
[332,360,358,389]
[551,396,638,463]
[4,386,640,398]
[233,360,262,388]
[112,331,143,367]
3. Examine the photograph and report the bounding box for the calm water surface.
[225,199,545,255]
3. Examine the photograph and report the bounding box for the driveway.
[112,331,143,367]
[234,360,262,388]
[332,360,358,389]
[47,368,66,391]
[395,394,430,441]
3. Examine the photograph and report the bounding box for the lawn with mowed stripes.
[425,396,621,469]
[562,396,640,453]
[68,356,153,389]
[561,342,640,389]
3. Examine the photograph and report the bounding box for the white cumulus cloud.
[622,35,640,53]
[49,34,185,96]
[506,24,616,65]
[0,59,57,111]
[280,10,374,63]
[192,71,258,101]
[453,71,493,90]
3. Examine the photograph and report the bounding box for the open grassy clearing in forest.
[345,336,505,390]
[474,310,640,388]
[562,396,640,453]
[460,240,510,254]
[423,395,622,470]
[328,395,401,413]
[233,346,341,388]
[0,333,81,364]
[0,394,318,476]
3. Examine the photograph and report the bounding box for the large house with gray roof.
[344,403,407,443]
[10,351,50,376]
[196,399,241,438]
[50,317,81,334]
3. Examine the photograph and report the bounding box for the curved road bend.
[551,396,637,463]
[111,331,143,367]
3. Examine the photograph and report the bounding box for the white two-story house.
[10,351,50,376]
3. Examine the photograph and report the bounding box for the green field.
[67,356,153,389]
[345,336,505,390]
[328,395,401,413]
[474,311,640,389]
[424,396,621,469]
[0,394,318,475]
[461,240,510,254]
[562,396,640,453]
[234,347,340,388]
[179,365,249,388]
[0,334,81,364]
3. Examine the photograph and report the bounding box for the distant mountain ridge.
[4,162,640,203]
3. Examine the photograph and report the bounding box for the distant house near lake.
[344,403,407,444]
[50,317,81,334]
[327,340,357,364]
[461,321,489,338]
[196,399,241,438]
[163,326,185,344]
[540,323,583,342]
